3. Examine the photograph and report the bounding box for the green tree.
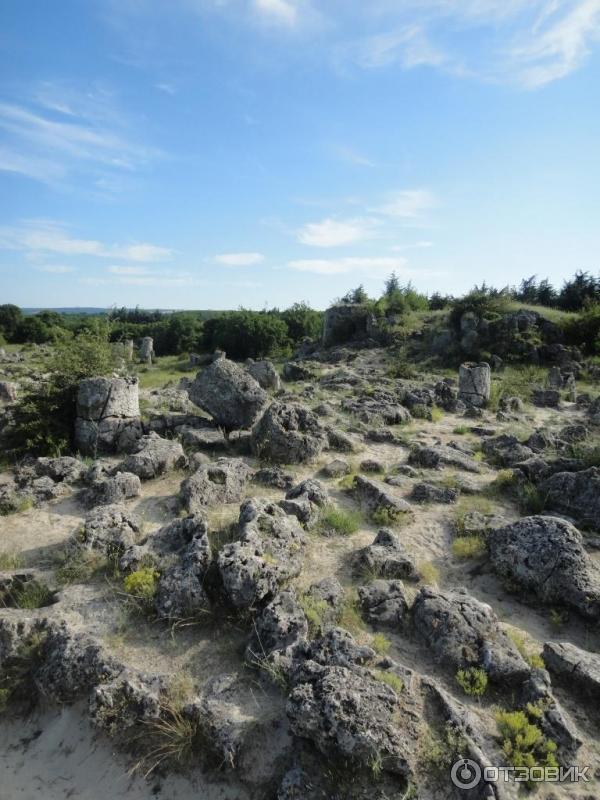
[281,302,323,342]
[4,324,115,458]
[0,304,23,340]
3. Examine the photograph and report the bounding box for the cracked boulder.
[458,362,491,407]
[120,432,187,479]
[539,466,600,531]
[188,358,268,431]
[180,457,252,513]
[413,587,530,685]
[353,528,419,581]
[79,504,141,556]
[279,478,329,528]
[218,499,306,609]
[408,444,481,473]
[251,402,327,464]
[353,475,412,520]
[358,579,411,629]
[487,516,600,620]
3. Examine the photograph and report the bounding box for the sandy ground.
[0,704,249,800]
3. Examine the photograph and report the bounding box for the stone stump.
[139,337,154,365]
[458,362,491,407]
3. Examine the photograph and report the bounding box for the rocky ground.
[1,344,599,800]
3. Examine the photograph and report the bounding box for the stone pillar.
[125,339,134,361]
[74,376,142,455]
[458,362,491,407]
[139,337,154,365]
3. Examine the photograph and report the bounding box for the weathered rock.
[408,444,481,473]
[353,528,419,581]
[287,664,411,776]
[413,587,530,685]
[218,499,306,609]
[188,359,267,431]
[154,518,212,620]
[532,388,561,408]
[279,479,329,527]
[519,668,582,763]
[246,590,308,666]
[321,459,350,478]
[246,359,281,391]
[353,476,412,520]
[325,428,360,453]
[91,670,162,735]
[80,504,141,556]
[540,467,600,530]
[180,458,252,513]
[179,424,227,452]
[341,392,412,425]
[455,510,507,539]
[121,432,186,479]
[358,580,411,628]
[251,402,327,464]
[487,516,600,619]
[282,361,317,382]
[88,471,141,506]
[543,641,600,705]
[304,628,375,670]
[0,381,18,403]
[322,303,372,347]
[139,336,154,364]
[410,482,459,504]
[252,466,295,490]
[303,577,344,631]
[458,362,491,407]
[481,434,534,467]
[75,376,142,455]
[15,456,86,486]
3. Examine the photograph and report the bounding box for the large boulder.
[408,444,481,473]
[87,471,141,506]
[540,467,600,530]
[180,458,252,513]
[251,402,327,464]
[458,362,491,407]
[80,504,142,556]
[543,641,600,705]
[413,587,530,685]
[75,376,142,455]
[287,663,413,776]
[217,499,306,609]
[245,359,281,391]
[120,432,187,479]
[353,476,412,520]
[487,516,600,620]
[353,529,418,580]
[188,359,267,431]
[358,579,411,628]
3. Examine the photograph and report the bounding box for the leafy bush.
[371,506,409,527]
[417,561,440,585]
[4,324,115,459]
[495,709,558,786]
[123,567,159,601]
[456,666,488,697]
[202,309,291,359]
[449,285,511,333]
[281,302,323,342]
[371,633,392,655]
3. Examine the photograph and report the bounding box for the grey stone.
[251,402,327,464]
[458,362,491,407]
[413,587,530,685]
[410,482,459,504]
[353,528,419,581]
[487,516,600,619]
[358,579,410,628]
[408,444,481,473]
[121,432,186,479]
[188,358,267,431]
[246,359,281,391]
[540,467,600,530]
[180,457,252,513]
[353,475,413,520]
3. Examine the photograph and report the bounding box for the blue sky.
[0,0,599,310]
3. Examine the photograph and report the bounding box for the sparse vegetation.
[372,669,404,694]
[318,505,362,536]
[451,536,486,559]
[455,667,488,698]
[371,506,409,527]
[371,632,392,655]
[495,708,558,786]
[417,561,440,585]
[507,630,545,669]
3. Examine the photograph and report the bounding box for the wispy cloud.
[35,264,76,274]
[214,252,265,266]
[253,0,299,27]
[332,145,376,168]
[0,221,173,262]
[0,82,161,189]
[297,217,375,247]
[287,256,411,276]
[371,189,437,219]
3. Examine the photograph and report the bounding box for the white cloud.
[214,252,265,266]
[0,221,173,262]
[372,189,436,219]
[297,217,375,247]
[0,83,161,189]
[108,265,151,275]
[510,0,600,87]
[287,256,410,275]
[35,264,76,273]
[253,0,298,26]
[342,25,446,71]
[332,145,376,167]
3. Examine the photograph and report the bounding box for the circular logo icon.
[450,758,482,790]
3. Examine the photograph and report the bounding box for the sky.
[0,0,599,310]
